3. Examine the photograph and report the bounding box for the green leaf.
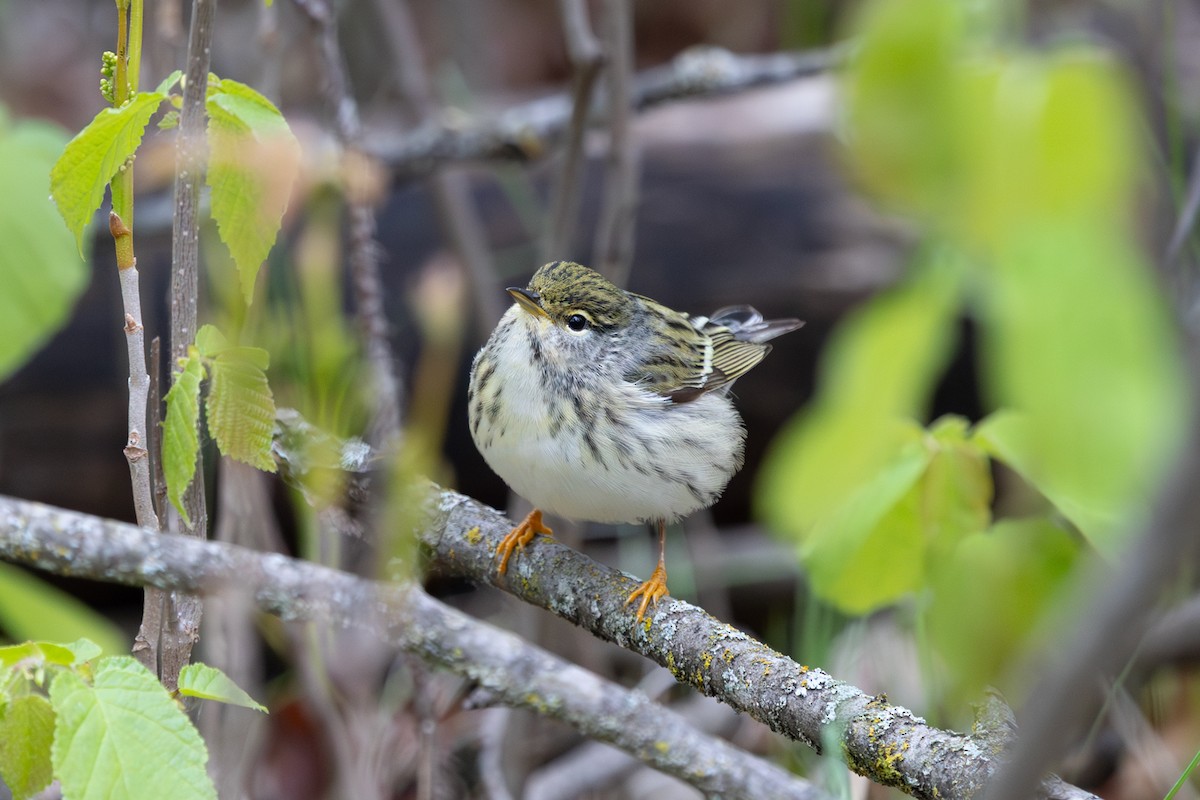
[757,255,961,535]
[0,694,55,799]
[0,115,89,381]
[928,518,1080,700]
[195,323,231,358]
[206,348,276,471]
[154,70,184,95]
[977,221,1187,556]
[206,80,299,305]
[178,664,267,712]
[0,564,126,656]
[163,352,206,525]
[49,91,166,253]
[50,657,217,800]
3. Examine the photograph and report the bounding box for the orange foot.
[625,561,670,622]
[496,509,553,575]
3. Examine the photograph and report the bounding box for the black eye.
[566,314,588,332]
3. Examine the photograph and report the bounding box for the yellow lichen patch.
[654,741,670,754]
[702,652,713,671]
[722,649,734,663]
[465,526,483,546]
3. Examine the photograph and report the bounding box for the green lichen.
[465,525,483,546]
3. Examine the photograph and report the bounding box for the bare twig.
[0,495,823,800]
[292,0,403,447]
[591,0,638,286]
[160,0,217,691]
[542,0,605,261]
[372,0,504,333]
[373,46,843,180]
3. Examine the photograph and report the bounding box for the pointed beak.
[507,286,549,319]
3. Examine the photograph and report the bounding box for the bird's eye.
[566,314,589,332]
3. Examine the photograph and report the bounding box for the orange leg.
[496,509,553,575]
[625,520,669,622]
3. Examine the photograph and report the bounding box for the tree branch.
[0,495,821,800]
[374,46,842,180]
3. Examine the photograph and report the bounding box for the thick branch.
[415,486,1096,800]
[374,46,841,180]
[0,495,819,800]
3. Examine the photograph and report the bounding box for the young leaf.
[0,694,55,800]
[194,323,232,358]
[178,664,267,712]
[0,114,88,382]
[206,348,276,471]
[0,563,126,657]
[49,90,166,253]
[206,80,300,305]
[50,657,217,800]
[163,352,206,525]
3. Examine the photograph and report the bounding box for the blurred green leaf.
[0,114,89,382]
[178,663,267,712]
[976,221,1186,556]
[49,91,165,253]
[757,255,962,535]
[928,518,1080,699]
[0,694,55,800]
[206,79,299,305]
[206,349,276,472]
[0,564,125,656]
[50,658,216,800]
[163,352,206,525]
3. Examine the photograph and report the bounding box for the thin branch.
[591,0,638,285]
[542,0,605,262]
[0,495,822,800]
[373,46,843,180]
[371,0,505,333]
[161,0,217,691]
[292,0,404,447]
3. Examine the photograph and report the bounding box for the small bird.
[468,261,803,621]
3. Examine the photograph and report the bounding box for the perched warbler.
[468,261,803,621]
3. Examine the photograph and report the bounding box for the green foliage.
[928,519,1079,700]
[0,110,89,382]
[49,90,167,253]
[0,696,55,799]
[207,78,300,305]
[51,659,215,800]
[759,0,1188,696]
[163,350,206,525]
[162,325,279,521]
[178,663,267,712]
[0,641,265,800]
[0,563,126,657]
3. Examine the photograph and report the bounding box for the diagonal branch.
[0,494,821,800]
[374,46,842,180]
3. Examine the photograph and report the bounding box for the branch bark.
[0,473,1097,799]
[0,495,821,800]
[160,0,217,691]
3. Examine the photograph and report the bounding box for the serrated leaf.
[206,351,276,471]
[50,657,217,800]
[49,91,166,253]
[0,694,55,799]
[207,81,299,305]
[0,563,126,657]
[163,353,206,525]
[178,664,267,712]
[0,115,88,381]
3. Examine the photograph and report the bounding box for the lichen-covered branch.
[0,495,821,800]
[415,486,1097,800]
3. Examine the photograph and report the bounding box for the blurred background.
[1,1,1198,798]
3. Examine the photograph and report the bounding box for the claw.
[625,561,670,622]
[496,509,552,575]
